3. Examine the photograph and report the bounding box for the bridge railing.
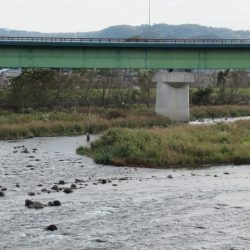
[1,37,250,44]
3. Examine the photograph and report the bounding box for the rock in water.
[51,185,59,191]
[32,202,45,209]
[25,199,33,207]
[53,200,61,206]
[70,184,77,189]
[28,192,36,196]
[46,225,58,231]
[63,188,73,194]
[25,199,44,209]
[47,201,54,207]
[101,179,107,184]
[0,191,5,197]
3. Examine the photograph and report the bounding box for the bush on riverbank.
[77,121,250,168]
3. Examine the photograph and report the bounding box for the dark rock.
[167,175,173,179]
[37,184,43,187]
[101,179,107,184]
[46,225,58,231]
[53,200,61,206]
[0,191,5,197]
[118,177,128,181]
[22,148,29,154]
[48,201,54,206]
[28,192,36,196]
[1,188,7,191]
[58,180,65,185]
[16,184,20,188]
[224,172,230,175]
[32,201,45,209]
[75,179,82,183]
[26,165,33,168]
[26,200,44,209]
[41,188,48,193]
[112,184,118,187]
[13,150,18,153]
[95,239,106,243]
[63,188,73,194]
[51,185,59,191]
[25,199,33,207]
[70,184,77,189]
[214,175,218,178]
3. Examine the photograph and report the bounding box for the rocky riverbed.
[0,135,250,250]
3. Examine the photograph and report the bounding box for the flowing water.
[0,132,250,249]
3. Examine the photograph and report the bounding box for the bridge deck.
[1,37,250,48]
[1,37,250,69]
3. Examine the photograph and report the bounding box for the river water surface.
[0,135,250,250]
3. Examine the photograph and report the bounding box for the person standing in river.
[86,133,90,142]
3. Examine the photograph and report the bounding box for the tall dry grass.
[0,109,170,140]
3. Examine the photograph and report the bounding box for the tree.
[137,69,154,107]
[97,69,117,107]
[216,70,230,104]
[10,69,62,110]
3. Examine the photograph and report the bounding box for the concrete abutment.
[154,71,194,122]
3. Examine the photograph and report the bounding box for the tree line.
[0,69,155,111]
[0,68,249,111]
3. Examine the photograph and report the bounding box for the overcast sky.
[1,0,250,32]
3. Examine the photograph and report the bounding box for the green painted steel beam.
[1,45,250,69]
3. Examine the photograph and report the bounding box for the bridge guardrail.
[1,36,250,45]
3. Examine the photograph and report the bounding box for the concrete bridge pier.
[154,71,195,122]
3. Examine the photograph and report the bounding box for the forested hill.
[1,24,250,39]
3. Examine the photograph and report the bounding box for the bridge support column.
[154,71,194,122]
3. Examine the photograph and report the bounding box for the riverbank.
[0,105,250,140]
[77,120,250,168]
[190,105,250,120]
[0,108,170,140]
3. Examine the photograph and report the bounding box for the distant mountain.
[1,24,250,39]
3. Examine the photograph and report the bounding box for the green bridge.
[1,37,250,69]
[1,37,250,122]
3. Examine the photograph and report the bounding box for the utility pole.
[149,0,151,26]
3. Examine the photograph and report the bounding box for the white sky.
[1,0,250,32]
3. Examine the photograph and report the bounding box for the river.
[0,134,250,250]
